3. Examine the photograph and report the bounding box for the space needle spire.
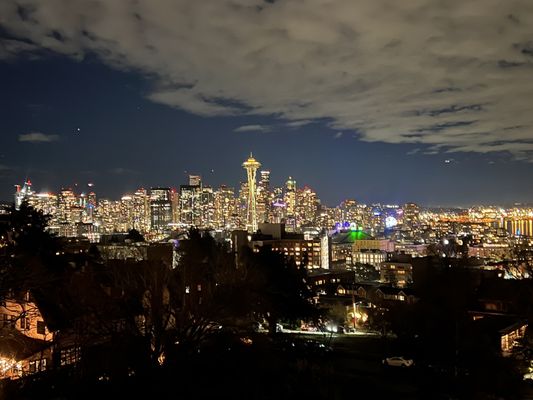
[242,153,261,233]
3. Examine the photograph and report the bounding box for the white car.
[382,356,414,367]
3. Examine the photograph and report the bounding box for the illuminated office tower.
[180,176,202,226]
[58,188,78,224]
[189,175,202,186]
[284,177,297,216]
[132,188,150,233]
[77,192,92,223]
[78,192,87,208]
[340,199,358,223]
[14,180,34,210]
[96,199,122,233]
[150,188,173,233]
[171,189,180,224]
[214,185,236,230]
[284,177,297,231]
[242,154,261,233]
[200,186,215,228]
[28,192,57,218]
[118,195,135,232]
[257,170,271,224]
[402,203,420,231]
[86,191,97,223]
[237,181,249,229]
[321,205,343,230]
[270,186,285,224]
[296,186,319,226]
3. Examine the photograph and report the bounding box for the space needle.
[242,153,261,233]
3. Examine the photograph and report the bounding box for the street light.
[352,296,357,331]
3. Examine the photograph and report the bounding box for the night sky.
[1,1,533,207]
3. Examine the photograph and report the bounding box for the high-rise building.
[132,188,150,233]
[87,191,97,223]
[179,177,202,226]
[214,185,236,229]
[403,203,420,232]
[242,154,261,233]
[188,175,202,186]
[284,177,297,231]
[150,188,173,233]
[96,199,122,234]
[200,185,215,228]
[14,180,34,210]
[58,188,78,224]
[296,186,318,227]
[171,189,179,224]
[257,170,271,224]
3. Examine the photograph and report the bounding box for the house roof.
[474,315,527,335]
[376,286,416,296]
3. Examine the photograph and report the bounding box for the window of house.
[20,317,30,330]
[60,347,81,366]
[36,320,46,335]
[29,358,47,373]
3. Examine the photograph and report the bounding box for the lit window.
[60,347,81,366]
[20,317,30,330]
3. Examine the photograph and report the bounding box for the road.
[281,332,459,399]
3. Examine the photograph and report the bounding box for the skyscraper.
[257,170,271,224]
[242,154,261,233]
[179,176,202,226]
[284,177,297,231]
[133,188,150,233]
[214,185,236,229]
[188,175,202,186]
[150,188,173,233]
[403,203,420,232]
[14,180,34,210]
[296,186,319,226]
[200,185,215,228]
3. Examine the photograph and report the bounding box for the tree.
[0,202,62,302]
[241,246,319,336]
[353,262,379,281]
[125,229,145,243]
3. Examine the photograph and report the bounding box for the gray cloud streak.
[2,1,533,157]
[234,124,271,133]
[18,132,59,142]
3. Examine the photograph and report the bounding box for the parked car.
[523,372,533,381]
[382,356,414,367]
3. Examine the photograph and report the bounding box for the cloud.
[286,120,313,128]
[2,1,533,157]
[334,132,343,139]
[18,132,59,143]
[234,124,271,133]
[0,38,41,60]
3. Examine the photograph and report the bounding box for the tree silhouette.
[241,246,319,336]
[125,228,145,243]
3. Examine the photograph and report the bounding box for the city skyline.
[7,169,533,210]
[2,1,533,207]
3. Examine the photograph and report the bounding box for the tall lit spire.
[242,154,261,233]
